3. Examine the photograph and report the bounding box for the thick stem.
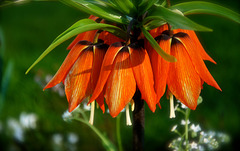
[133,89,145,151]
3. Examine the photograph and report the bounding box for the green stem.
[73,117,116,151]
[116,113,123,151]
[185,108,191,151]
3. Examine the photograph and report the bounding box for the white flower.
[19,112,38,129]
[67,133,79,144]
[203,138,209,143]
[181,120,190,125]
[190,141,198,149]
[190,124,201,133]
[83,103,91,111]
[62,110,73,121]
[171,125,178,132]
[52,133,63,145]
[7,118,24,142]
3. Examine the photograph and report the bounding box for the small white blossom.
[52,133,63,145]
[181,120,190,125]
[180,103,188,109]
[203,138,210,143]
[190,141,198,149]
[62,110,72,121]
[67,133,79,144]
[7,118,24,142]
[171,125,178,132]
[190,124,201,133]
[83,103,91,111]
[20,112,38,129]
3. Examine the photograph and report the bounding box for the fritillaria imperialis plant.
[25,0,240,150]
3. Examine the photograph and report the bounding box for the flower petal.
[91,44,108,113]
[150,37,171,103]
[129,45,157,112]
[89,42,123,104]
[105,50,136,117]
[44,41,91,90]
[176,36,221,91]
[174,29,216,64]
[167,41,201,110]
[65,47,94,112]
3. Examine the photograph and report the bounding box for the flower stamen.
[89,101,95,125]
[126,103,132,126]
[170,93,176,118]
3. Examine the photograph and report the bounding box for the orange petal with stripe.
[105,50,136,117]
[129,45,157,112]
[99,31,124,45]
[89,42,123,104]
[167,41,201,110]
[151,37,171,102]
[65,47,94,112]
[91,44,108,113]
[44,41,91,90]
[176,36,221,91]
[173,29,216,64]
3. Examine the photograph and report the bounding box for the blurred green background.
[0,0,239,150]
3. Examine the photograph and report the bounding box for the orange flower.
[147,24,221,110]
[88,42,157,117]
[44,41,108,112]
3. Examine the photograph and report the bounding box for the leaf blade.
[146,5,212,31]
[26,21,127,74]
[141,27,176,62]
[171,1,240,24]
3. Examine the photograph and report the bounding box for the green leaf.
[171,1,240,24]
[137,0,158,16]
[60,0,129,24]
[26,19,127,74]
[145,5,212,31]
[108,0,137,15]
[141,27,176,62]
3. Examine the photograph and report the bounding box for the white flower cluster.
[169,123,230,151]
[6,112,38,142]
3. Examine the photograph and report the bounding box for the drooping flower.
[44,40,108,113]
[88,42,157,117]
[147,24,221,110]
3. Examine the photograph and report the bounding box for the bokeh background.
[0,0,239,150]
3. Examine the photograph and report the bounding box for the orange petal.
[167,40,201,110]
[65,47,94,112]
[129,45,157,112]
[173,29,216,64]
[105,50,136,117]
[176,36,221,91]
[91,44,108,113]
[149,24,169,38]
[150,37,171,102]
[91,44,108,88]
[67,30,97,50]
[44,41,91,90]
[89,42,123,104]
[96,91,105,113]
[99,31,124,45]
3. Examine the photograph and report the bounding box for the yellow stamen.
[89,101,95,125]
[130,99,135,112]
[126,104,132,126]
[170,93,176,118]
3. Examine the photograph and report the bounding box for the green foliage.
[171,1,240,24]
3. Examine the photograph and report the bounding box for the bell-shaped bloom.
[88,42,157,117]
[147,24,221,110]
[44,41,108,112]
